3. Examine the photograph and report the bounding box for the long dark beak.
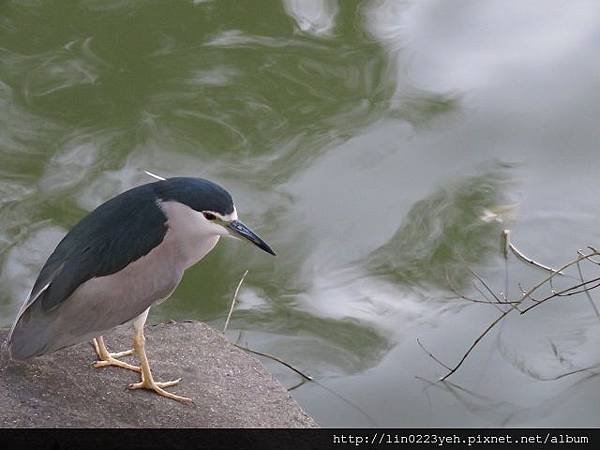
[226,220,276,256]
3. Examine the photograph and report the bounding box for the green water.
[2,0,600,426]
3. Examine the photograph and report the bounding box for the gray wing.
[7,183,169,359]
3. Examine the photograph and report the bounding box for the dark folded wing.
[10,182,168,330]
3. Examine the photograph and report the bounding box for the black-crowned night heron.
[5,176,275,403]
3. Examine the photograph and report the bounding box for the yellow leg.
[92,336,140,372]
[128,309,192,403]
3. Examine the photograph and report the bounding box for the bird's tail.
[0,338,10,368]
[6,303,56,360]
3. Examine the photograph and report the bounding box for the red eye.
[203,212,217,221]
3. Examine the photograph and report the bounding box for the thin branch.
[550,281,600,298]
[469,268,502,303]
[520,274,600,314]
[544,274,600,299]
[504,229,565,275]
[444,271,482,303]
[584,246,600,264]
[445,295,520,306]
[288,379,310,391]
[308,377,378,426]
[223,270,248,333]
[549,276,558,295]
[417,338,453,371]
[472,282,505,313]
[440,309,512,381]
[469,283,519,305]
[519,251,600,302]
[503,251,510,304]
[518,283,540,303]
[470,267,521,313]
[445,270,508,305]
[222,276,314,388]
[576,252,600,320]
[430,235,600,381]
[234,344,313,381]
[545,364,600,381]
[444,267,519,307]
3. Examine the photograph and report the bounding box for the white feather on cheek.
[158,200,222,268]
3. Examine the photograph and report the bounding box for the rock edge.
[0,321,316,428]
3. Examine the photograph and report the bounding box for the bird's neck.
[158,201,221,269]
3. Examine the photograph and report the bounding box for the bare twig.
[440,309,512,381]
[472,282,505,313]
[445,270,501,305]
[444,270,481,303]
[504,229,565,275]
[221,272,314,392]
[288,379,310,391]
[223,270,248,333]
[520,251,600,302]
[521,275,600,315]
[234,344,313,381]
[444,268,519,306]
[542,365,600,381]
[584,246,600,264]
[503,252,509,304]
[549,279,600,298]
[470,283,519,305]
[471,268,520,313]
[566,281,600,297]
[445,295,520,306]
[433,231,600,381]
[518,283,540,303]
[417,338,453,371]
[549,276,558,295]
[309,377,378,426]
[469,268,503,304]
[576,252,600,320]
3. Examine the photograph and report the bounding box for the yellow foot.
[107,349,135,358]
[128,377,192,403]
[92,339,140,372]
[93,355,141,372]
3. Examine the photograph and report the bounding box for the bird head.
[155,177,276,256]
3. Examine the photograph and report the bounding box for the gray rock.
[0,321,316,428]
